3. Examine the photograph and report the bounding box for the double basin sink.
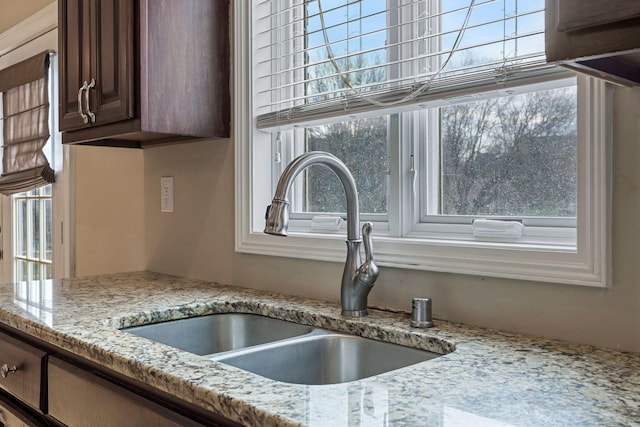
[123,313,442,385]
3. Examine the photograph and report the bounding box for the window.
[13,185,53,282]
[1,53,61,283]
[236,0,611,287]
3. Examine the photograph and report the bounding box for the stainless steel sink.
[123,313,443,385]
[212,330,441,385]
[123,313,313,356]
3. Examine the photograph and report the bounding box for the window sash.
[419,76,578,227]
[13,186,53,271]
[259,73,596,258]
[280,76,579,233]
[254,0,553,129]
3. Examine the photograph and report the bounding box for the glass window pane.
[16,199,27,258]
[30,199,40,259]
[15,260,27,282]
[305,0,387,102]
[439,84,577,217]
[44,199,52,262]
[301,116,389,214]
[30,261,41,282]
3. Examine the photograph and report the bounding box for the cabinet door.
[59,0,134,131]
[48,358,205,427]
[88,0,134,126]
[557,0,640,32]
[58,0,91,131]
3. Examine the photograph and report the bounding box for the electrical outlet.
[161,177,174,212]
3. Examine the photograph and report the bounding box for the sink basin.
[123,313,443,385]
[213,331,441,385]
[123,313,313,355]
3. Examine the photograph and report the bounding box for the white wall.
[143,86,640,354]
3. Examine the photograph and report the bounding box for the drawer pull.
[0,364,17,378]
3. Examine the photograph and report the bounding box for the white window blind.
[254,0,570,129]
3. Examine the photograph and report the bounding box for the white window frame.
[235,0,612,287]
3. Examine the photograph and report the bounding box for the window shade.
[254,0,570,129]
[0,51,54,195]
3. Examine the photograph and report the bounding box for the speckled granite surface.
[0,271,638,426]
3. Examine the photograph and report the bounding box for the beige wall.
[10,0,636,353]
[8,0,640,351]
[74,146,145,276]
[143,86,640,354]
[0,0,53,34]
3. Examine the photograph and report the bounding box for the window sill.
[236,228,608,287]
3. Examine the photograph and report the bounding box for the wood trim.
[0,2,57,57]
[557,0,640,32]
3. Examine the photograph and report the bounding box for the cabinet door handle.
[77,81,89,124]
[0,364,17,378]
[85,78,96,123]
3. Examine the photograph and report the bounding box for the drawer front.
[0,392,47,427]
[48,357,204,427]
[0,331,46,410]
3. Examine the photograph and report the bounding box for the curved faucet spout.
[264,151,379,317]
[265,152,360,240]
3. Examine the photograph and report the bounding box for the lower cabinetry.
[0,331,46,413]
[0,390,47,427]
[0,326,240,427]
[48,357,203,427]
[0,330,48,426]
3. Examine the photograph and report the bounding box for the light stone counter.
[0,271,638,426]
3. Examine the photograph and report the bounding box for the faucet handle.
[356,222,379,287]
[362,222,375,263]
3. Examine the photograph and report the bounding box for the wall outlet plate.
[161,177,174,212]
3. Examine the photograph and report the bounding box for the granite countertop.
[0,271,638,426]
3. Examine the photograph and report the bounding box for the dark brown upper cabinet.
[58,0,230,148]
[545,0,640,86]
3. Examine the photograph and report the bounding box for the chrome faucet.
[264,151,380,317]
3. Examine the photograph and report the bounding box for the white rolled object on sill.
[311,215,344,232]
[472,219,524,239]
